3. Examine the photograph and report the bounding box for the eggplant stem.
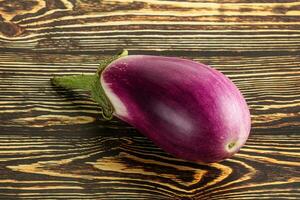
[51,74,96,91]
[51,50,128,120]
[97,49,128,73]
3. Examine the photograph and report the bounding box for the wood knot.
[0,0,44,37]
[0,20,24,37]
[0,0,41,23]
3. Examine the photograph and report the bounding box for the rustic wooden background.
[0,0,299,199]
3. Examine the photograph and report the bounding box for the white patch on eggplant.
[100,76,128,118]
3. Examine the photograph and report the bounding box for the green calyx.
[51,50,128,120]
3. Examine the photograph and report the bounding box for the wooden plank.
[0,0,299,199]
[0,0,300,52]
[0,134,299,199]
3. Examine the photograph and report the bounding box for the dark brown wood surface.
[0,0,299,199]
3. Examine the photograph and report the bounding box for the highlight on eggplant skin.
[100,55,251,163]
[51,51,251,163]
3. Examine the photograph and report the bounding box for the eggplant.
[52,50,251,163]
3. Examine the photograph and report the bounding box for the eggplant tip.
[226,141,238,153]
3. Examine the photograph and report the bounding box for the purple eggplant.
[52,50,251,163]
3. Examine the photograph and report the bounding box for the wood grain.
[0,0,299,199]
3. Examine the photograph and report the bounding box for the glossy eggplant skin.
[100,55,251,163]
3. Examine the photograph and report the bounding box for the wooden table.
[0,0,299,199]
